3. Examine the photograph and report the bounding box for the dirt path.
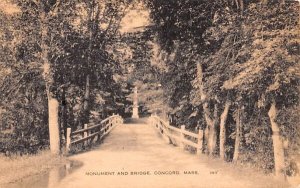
[57,120,287,188]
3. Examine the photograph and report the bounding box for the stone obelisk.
[132,87,139,118]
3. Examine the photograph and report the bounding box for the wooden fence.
[65,114,123,154]
[149,115,203,155]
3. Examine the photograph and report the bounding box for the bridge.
[55,115,285,188]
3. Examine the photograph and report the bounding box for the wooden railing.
[149,115,203,155]
[65,114,123,154]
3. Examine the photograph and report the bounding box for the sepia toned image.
[0,0,299,188]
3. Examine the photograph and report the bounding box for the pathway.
[57,119,286,188]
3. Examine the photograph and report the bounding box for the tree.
[222,1,299,176]
[0,0,133,154]
[146,0,299,177]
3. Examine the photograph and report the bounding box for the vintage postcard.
[0,0,299,188]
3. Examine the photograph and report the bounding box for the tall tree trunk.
[196,62,219,155]
[197,62,212,154]
[82,1,97,125]
[204,125,209,153]
[61,88,68,141]
[48,97,60,154]
[83,74,90,125]
[268,99,285,179]
[219,99,231,160]
[196,62,207,103]
[40,11,60,155]
[203,103,215,155]
[233,104,243,162]
[234,0,239,9]
[239,0,244,11]
[208,103,219,156]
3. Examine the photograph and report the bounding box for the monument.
[132,86,139,118]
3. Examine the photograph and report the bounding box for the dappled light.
[0,0,299,187]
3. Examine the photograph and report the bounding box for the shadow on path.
[123,117,149,124]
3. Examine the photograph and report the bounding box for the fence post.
[66,127,71,154]
[111,118,114,128]
[164,122,171,144]
[84,124,88,146]
[180,125,185,149]
[197,129,203,155]
[105,120,109,134]
[109,118,112,128]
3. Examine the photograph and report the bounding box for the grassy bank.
[0,150,67,185]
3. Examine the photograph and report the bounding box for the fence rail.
[149,115,203,155]
[65,114,123,154]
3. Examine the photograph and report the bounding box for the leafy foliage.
[146,0,300,174]
[0,0,132,154]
